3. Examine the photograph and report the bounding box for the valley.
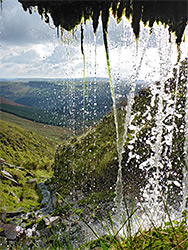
[0,78,145,129]
[0,59,187,248]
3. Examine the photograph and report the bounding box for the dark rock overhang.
[18,0,188,44]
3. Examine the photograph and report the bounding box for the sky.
[0,0,188,81]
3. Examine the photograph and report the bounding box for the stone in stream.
[0,221,24,240]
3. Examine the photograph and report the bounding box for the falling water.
[102,18,124,219]
[106,18,151,221]
[141,24,173,214]
[81,23,86,123]
[182,60,188,211]
[103,18,188,233]
[94,34,97,124]
[114,40,150,220]
[55,17,187,233]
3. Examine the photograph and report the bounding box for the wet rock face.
[17,1,187,44]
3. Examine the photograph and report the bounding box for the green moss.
[18,1,188,45]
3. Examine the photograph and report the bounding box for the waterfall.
[182,60,188,211]
[114,38,150,221]
[77,17,188,231]
[141,24,173,214]
[102,17,153,223]
[106,20,188,229]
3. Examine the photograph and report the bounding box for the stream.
[0,179,111,249]
[37,182,55,214]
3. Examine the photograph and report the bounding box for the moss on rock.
[18,0,187,45]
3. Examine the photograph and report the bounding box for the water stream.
[37,183,55,214]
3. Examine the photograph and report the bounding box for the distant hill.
[0,103,58,125]
[0,79,145,129]
[0,97,28,107]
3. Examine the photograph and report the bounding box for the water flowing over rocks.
[0,159,113,249]
[37,182,55,214]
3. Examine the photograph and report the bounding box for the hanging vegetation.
[18,0,187,44]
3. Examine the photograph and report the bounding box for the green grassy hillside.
[0,119,57,168]
[0,111,74,141]
[52,112,119,201]
[0,120,57,211]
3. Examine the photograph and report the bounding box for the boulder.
[1,170,18,185]
[10,191,20,204]
[0,221,24,240]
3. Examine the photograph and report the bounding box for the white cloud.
[0,0,57,46]
[0,0,187,79]
[1,48,39,64]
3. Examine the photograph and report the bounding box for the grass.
[65,209,188,249]
[0,111,74,141]
[9,195,188,250]
[0,119,57,167]
[0,119,57,212]
[0,164,42,212]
